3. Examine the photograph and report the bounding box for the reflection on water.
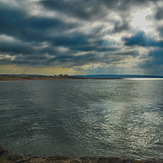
[0,79,163,159]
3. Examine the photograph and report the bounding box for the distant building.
[58,74,63,77]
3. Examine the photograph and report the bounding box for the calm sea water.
[0,79,163,159]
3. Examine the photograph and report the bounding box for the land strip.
[0,146,162,163]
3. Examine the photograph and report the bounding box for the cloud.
[155,7,163,20]
[158,27,163,37]
[149,49,163,65]
[139,48,163,75]
[0,35,35,55]
[40,0,106,21]
[112,21,129,33]
[123,31,163,47]
[46,49,139,68]
[0,4,76,42]
[0,0,163,75]
[40,0,154,19]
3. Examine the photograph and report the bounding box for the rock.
[46,155,70,161]
[8,154,24,162]
[0,145,9,156]
[0,145,163,163]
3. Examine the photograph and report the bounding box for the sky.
[0,0,163,75]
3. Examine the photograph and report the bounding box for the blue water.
[0,79,163,159]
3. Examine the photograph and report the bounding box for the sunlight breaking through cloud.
[0,0,162,75]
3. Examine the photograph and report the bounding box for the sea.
[0,79,163,160]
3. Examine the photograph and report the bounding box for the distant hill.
[1,74,163,81]
[73,74,163,78]
[0,74,82,81]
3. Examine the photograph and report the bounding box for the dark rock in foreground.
[0,146,162,163]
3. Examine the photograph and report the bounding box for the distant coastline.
[0,74,163,81]
[0,74,122,81]
[0,74,85,81]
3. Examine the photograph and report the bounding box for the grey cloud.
[114,51,139,57]
[139,48,163,75]
[0,5,76,42]
[158,27,163,37]
[0,0,163,75]
[148,49,163,66]
[112,21,129,33]
[123,31,163,47]
[47,49,139,67]
[155,7,163,20]
[72,46,118,52]
[51,33,89,47]
[40,0,154,19]
[102,50,139,64]
[40,0,106,21]
[0,39,35,55]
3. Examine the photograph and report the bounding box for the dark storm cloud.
[149,49,163,65]
[40,0,154,20]
[155,7,163,20]
[51,34,119,52]
[100,0,152,8]
[0,0,163,75]
[0,4,76,42]
[45,49,139,67]
[53,53,100,66]
[0,38,61,58]
[51,33,89,47]
[112,21,129,33]
[0,54,51,65]
[158,27,163,37]
[0,40,35,55]
[40,0,106,20]
[123,32,163,47]
[139,48,163,75]
[114,51,139,57]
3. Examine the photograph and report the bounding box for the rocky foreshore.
[0,146,163,163]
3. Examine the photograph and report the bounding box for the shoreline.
[0,146,163,163]
[0,75,83,81]
[1,75,163,81]
[0,75,122,81]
